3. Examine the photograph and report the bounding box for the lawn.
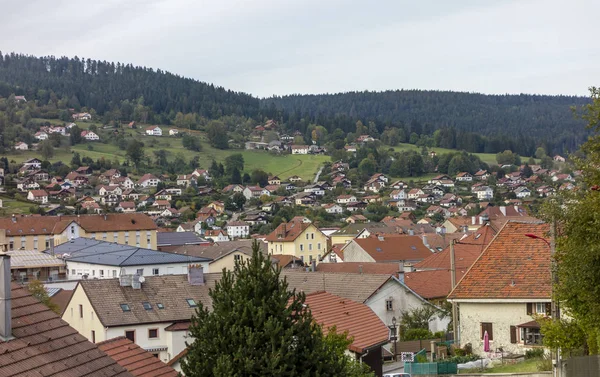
[0,196,35,215]
[391,143,499,165]
[460,358,544,373]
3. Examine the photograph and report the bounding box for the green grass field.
[460,358,543,373]
[391,143,499,165]
[0,196,35,215]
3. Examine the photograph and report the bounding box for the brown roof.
[404,269,467,299]
[49,288,74,315]
[97,337,178,377]
[448,221,551,300]
[316,262,400,275]
[0,283,132,377]
[164,322,191,332]
[0,213,157,237]
[28,189,48,197]
[265,220,313,242]
[270,254,303,268]
[170,240,267,261]
[353,235,432,262]
[304,291,389,353]
[79,275,219,327]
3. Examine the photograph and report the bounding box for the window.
[527,302,550,316]
[142,302,152,310]
[306,234,309,240]
[481,322,493,340]
[120,304,131,312]
[311,233,314,240]
[317,243,321,250]
[309,243,312,251]
[156,303,164,309]
[71,269,76,275]
[33,239,38,250]
[99,270,104,278]
[79,305,83,318]
[300,256,304,263]
[148,328,158,339]
[146,231,151,245]
[113,232,118,241]
[386,298,393,311]
[125,330,135,342]
[300,244,304,252]
[102,233,107,241]
[152,268,159,276]
[70,307,73,317]
[136,231,140,246]
[45,239,50,249]
[71,225,75,234]
[186,299,197,308]
[9,240,13,250]
[113,270,117,277]
[91,330,96,343]
[136,268,144,276]
[20,238,25,249]
[234,254,242,261]
[125,233,129,244]
[92,270,95,276]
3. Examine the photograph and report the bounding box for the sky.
[0,0,597,98]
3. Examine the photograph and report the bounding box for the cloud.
[0,0,596,97]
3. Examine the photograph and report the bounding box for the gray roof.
[331,222,391,237]
[170,239,267,262]
[157,231,206,246]
[47,238,210,266]
[78,271,390,327]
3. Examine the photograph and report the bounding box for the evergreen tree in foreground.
[181,240,374,376]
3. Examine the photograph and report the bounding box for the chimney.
[500,206,507,216]
[104,214,107,221]
[0,254,13,341]
[49,238,55,256]
[311,259,316,272]
[188,264,205,285]
[402,262,413,273]
[358,264,363,274]
[11,214,15,223]
[422,235,429,247]
[471,216,476,225]
[408,229,415,236]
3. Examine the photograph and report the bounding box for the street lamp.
[525,232,560,377]
[389,316,398,361]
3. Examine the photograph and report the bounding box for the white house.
[14,142,28,150]
[291,145,309,154]
[456,172,473,182]
[514,186,532,198]
[226,221,250,239]
[474,186,494,200]
[336,195,357,204]
[137,173,161,188]
[81,130,100,141]
[243,186,269,200]
[448,221,551,355]
[169,129,179,136]
[322,203,344,214]
[146,126,163,136]
[35,131,48,140]
[27,189,48,204]
[51,238,210,280]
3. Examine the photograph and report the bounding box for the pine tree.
[181,241,374,377]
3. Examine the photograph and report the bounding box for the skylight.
[186,299,197,308]
[375,247,383,252]
[475,234,482,239]
[120,304,130,312]
[142,302,152,310]
[157,303,164,309]
[410,246,417,250]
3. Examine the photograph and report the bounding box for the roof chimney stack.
[11,214,15,223]
[0,254,13,341]
[188,264,205,285]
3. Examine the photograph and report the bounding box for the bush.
[415,354,428,363]
[537,355,552,371]
[525,348,545,359]
[453,348,465,357]
[403,328,434,340]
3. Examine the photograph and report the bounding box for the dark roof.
[332,222,391,237]
[304,291,389,353]
[48,288,74,315]
[0,283,132,377]
[448,221,551,300]
[170,239,267,262]
[157,231,205,246]
[97,337,178,377]
[48,238,210,266]
[316,262,400,275]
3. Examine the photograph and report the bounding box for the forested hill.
[262,90,590,155]
[0,52,260,120]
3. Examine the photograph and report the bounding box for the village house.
[265,217,329,265]
[226,221,250,238]
[14,141,28,150]
[145,126,163,136]
[268,176,281,185]
[448,221,551,355]
[97,337,179,376]
[243,185,269,200]
[291,145,309,154]
[137,173,161,188]
[456,172,474,182]
[341,234,432,265]
[474,186,494,200]
[72,112,92,120]
[474,170,491,180]
[34,131,48,140]
[204,229,230,242]
[169,128,179,136]
[514,186,532,198]
[345,214,369,224]
[322,203,344,214]
[336,194,357,204]
[553,155,566,162]
[81,130,100,141]
[27,189,48,204]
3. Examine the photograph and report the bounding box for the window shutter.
[488,324,493,340]
[526,303,533,315]
[546,303,552,316]
[510,326,517,344]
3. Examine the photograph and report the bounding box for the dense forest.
[0,52,260,121]
[261,90,590,156]
[0,52,591,156]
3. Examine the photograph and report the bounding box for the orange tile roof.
[353,235,432,262]
[97,337,177,377]
[0,283,132,377]
[304,291,389,353]
[265,220,312,242]
[317,262,400,275]
[404,269,467,299]
[448,221,551,300]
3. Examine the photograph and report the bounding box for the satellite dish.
[138,276,146,283]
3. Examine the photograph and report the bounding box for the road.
[313,166,324,183]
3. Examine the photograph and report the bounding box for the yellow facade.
[268,224,328,264]
[209,251,250,273]
[62,284,106,343]
[54,229,158,250]
[330,234,355,246]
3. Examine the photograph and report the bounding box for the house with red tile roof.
[341,234,432,265]
[304,291,389,376]
[448,221,551,355]
[265,218,329,265]
[97,336,178,377]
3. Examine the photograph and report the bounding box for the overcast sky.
[1,0,596,98]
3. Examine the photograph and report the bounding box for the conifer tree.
[182,241,374,377]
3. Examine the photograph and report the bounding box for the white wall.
[365,279,449,334]
[65,261,209,279]
[457,301,549,355]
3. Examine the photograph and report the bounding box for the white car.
[384,374,411,377]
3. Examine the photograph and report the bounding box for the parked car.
[384,374,411,377]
